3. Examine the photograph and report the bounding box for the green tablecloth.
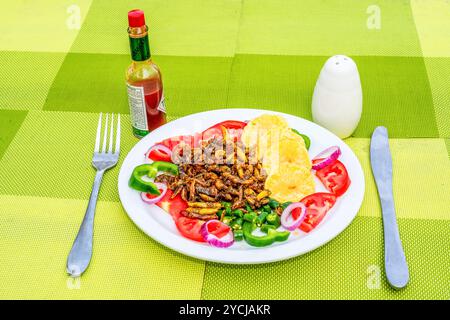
[0,0,449,300]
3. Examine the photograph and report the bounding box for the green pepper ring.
[129,161,178,195]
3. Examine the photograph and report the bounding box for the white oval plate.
[118,109,365,264]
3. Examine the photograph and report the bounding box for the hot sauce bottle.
[126,9,166,138]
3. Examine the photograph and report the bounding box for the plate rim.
[118,108,365,264]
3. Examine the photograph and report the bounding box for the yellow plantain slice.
[264,164,315,203]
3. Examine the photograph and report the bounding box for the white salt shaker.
[312,55,362,139]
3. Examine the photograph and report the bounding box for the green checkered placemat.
[0,0,449,299]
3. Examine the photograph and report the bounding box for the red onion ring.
[311,146,341,170]
[200,220,234,248]
[140,183,167,205]
[281,202,307,231]
[145,144,172,162]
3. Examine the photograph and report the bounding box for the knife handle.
[379,188,409,289]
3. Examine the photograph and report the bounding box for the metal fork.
[67,113,121,277]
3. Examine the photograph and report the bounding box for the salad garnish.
[129,161,178,194]
[140,183,167,204]
[145,144,172,162]
[281,202,307,231]
[128,114,352,248]
[311,146,342,170]
[200,220,234,248]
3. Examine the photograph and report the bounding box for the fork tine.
[101,113,109,153]
[94,113,102,153]
[115,114,121,154]
[108,114,114,153]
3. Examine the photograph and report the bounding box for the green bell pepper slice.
[242,222,290,247]
[151,161,179,175]
[128,164,159,194]
[128,161,178,195]
[260,224,276,233]
[291,128,311,150]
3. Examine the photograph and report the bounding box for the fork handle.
[67,169,105,277]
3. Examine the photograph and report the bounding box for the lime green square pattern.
[0,0,92,52]
[201,216,449,300]
[43,53,232,116]
[237,0,422,57]
[411,0,450,57]
[346,138,450,221]
[43,53,130,114]
[227,55,438,138]
[0,110,27,160]
[0,196,205,299]
[70,0,241,57]
[227,54,323,119]
[0,111,138,202]
[424,58,450,138]
[0,51,66,110]
[352,56,437,137]
[155,56,233,117]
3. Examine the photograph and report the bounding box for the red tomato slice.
[313,159,351,197]
[175,217,205,242]
[212,120,247,130]
[147,148,172,162]
[155,189,206,242]
[292,193,337,233]
[202,126,223,141]
[156,189,188,220]
[221,126,244,142]
[202,120,247,142]
[205,220,231,239]
[160,121,246,151]
[176,218,231,242]
[160,136,178,149]
[160,134,199,151]
[227,128,243,141]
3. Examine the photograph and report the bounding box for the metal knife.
[370,126,409,289]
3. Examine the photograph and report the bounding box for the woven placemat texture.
[0,0,448,299]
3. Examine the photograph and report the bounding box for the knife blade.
[370,126,409,289]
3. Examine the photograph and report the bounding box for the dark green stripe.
[0,110,27,160]
[43,53,233,118]
[227,54,438,138]
[44,52,438,138]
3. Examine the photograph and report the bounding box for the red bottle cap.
[128,9,146,27]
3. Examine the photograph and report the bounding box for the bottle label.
[157,93,166,113]
[126,83,148,131]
